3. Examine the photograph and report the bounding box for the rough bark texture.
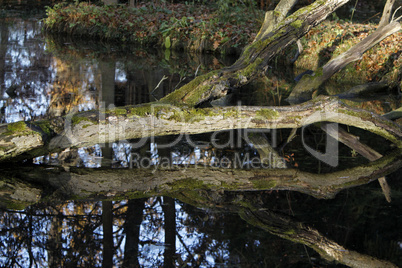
[1,96,401,162]
[288,21,402,103]
[379,0,396,28]
[253,0,298,42]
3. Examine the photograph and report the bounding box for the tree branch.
[288,21,402,103]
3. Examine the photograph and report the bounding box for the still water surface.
[0,6,401,268]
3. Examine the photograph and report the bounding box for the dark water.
[0,4,401,268]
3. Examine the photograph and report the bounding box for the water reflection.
[0,18,51,122]
[0,16,234,124]
[1,6,401,268]
[1,182,401,267]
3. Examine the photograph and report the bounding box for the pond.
[0,2,401,267]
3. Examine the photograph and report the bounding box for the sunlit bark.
[379,0,396,28]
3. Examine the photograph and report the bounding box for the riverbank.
[43,1,263,55]
[43,1,401,91]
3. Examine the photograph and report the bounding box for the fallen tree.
[240,208,398,268]
[1,96,401,161]
[3,0,400,162]
[159,0,351,107]
[1,0,401,210]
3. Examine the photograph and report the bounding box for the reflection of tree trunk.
[239,208,398,268]
[99,60,116,108]
[102,201,114,268]
[322,122,392,202]
[0,20,8,99]
[27,213,34,267]
[102,142,113,167]
[123,199,144,268]
[48,208,63,268]
[162,196,176,268]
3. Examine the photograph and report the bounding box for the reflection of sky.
[1,19,50,122]
[0,18,97,123]
[137,197,227,267]
[1,197,252,267]
[115,62,127,83]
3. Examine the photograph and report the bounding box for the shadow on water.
[0,4,401,268]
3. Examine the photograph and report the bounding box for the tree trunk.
[240,208,398,268]
[253,0,298,42]
[321,123,391,202]
[123,199,144,268]
[379,0,396,28]
[102,201,114,268]
[163,197,176,268]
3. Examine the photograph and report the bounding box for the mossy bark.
[1,96,401,162]
[0,154,400,267]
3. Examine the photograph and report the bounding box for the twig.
[194,64,201,77]
[150,75,168,96]
[174,76,186,90]
[391,6,402,22]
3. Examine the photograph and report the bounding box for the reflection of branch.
[239,208,398,268]
[151,75,168,97]
[176,232,197,265]
[1,149,400,208]
[322,123,391,202]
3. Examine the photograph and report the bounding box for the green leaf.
[165,36,171,49]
